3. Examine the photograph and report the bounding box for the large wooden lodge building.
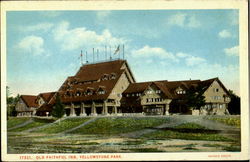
[15,59,231,117]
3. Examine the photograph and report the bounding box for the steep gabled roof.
[51,60,132,104]
[200,77,230,95]
[21,95,38,108]
[38,92,56,102]
[74,60,127,82]
[123,82,152,94]
[123,81,173,98]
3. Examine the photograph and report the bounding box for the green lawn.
[209,117,240,128]
[7,117,31,129]
[71,117,169,135]
[34,118,91,134]
[10,118,56,132]
[143,122,234,142]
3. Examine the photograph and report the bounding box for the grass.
[175,123,206,129]
[71,117,169,135]
[143,122,234,142]
[7,117,30,128]
[128,148,165,152]
[209,117,240,128]
[10,118,56,132]
[34,118,90,133]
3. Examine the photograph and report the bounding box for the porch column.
[80,102,87,116]
[91,101,97,116]
[113,106,117,115]
[70,103,76,116]
[165,104,170,115]
[102,100,108,115]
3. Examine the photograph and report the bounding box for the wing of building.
[15,59,231,117]
[15,95,38,116]
[47,60,135,116]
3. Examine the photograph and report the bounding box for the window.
[156,90,161,94]
[102,74,109,81]
[147,90,153,94]
[126,94,130,97]
[110,73,116,80]
[98,90,105,95]
[76,91,81,96]
[86,89,93,95]
[132,94,135,97]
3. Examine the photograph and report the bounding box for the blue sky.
[7,10,239,96]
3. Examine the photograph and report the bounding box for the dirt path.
[8,119,34,131]
[24,117,68,133]
[120,115,240,140]
[60,118,98,134]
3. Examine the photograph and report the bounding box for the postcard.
[1,0,249,161]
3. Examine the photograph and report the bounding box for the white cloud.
[167,13,201,28]
[17,35,46,55]
[218,29,232,38]
[96,11,111,20]
[168,13,186,27]
[40,11,62,17]
[52,21,127,51]
[185,56,206,66]
[230,10,239,26]
[20,22,54,32]
[131,45,177,61]
[176,52,189,58]
[187,15,201,28]
[224,45,239,56]
[176,52,206,66]
[132,46,206,66]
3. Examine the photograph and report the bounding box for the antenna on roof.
[109,45,112,60]
[93,48,95,63]
[97,49,99,61]
[105,45,107,61]
[80,50,83,65]
[123,44,125,60]
[86,51,88,63]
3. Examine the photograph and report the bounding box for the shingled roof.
[21,95,38,108]
[122,78,229,100]
[50,60,131,104]
[38,92,56,102]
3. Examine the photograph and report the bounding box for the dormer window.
[110,73,116,80]
[156,90,161,94]
[146,90,153,94]
[86,89,93,95]
[98,89,105,95]
[66,91,71,97]
[76,91,81,97]
[102,74,109,81]
[176,90,186,94]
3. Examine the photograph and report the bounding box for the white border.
[1,0,249,161]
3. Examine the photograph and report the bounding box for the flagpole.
[93,48,94,63]
[86,51,88,63]
[80,50,83,65]
[110,46,111,60]
[123,44,124,60]
[119,45,120,60]
[105,45,107,61]
[97,49,99,61]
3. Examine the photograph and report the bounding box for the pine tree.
[184,85,206,110]
[51,95,65,120]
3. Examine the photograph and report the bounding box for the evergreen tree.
[228,90,240,114]
[184,85,206,110]
[51,95,65,119]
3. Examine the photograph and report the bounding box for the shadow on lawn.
[148,127,239,134]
